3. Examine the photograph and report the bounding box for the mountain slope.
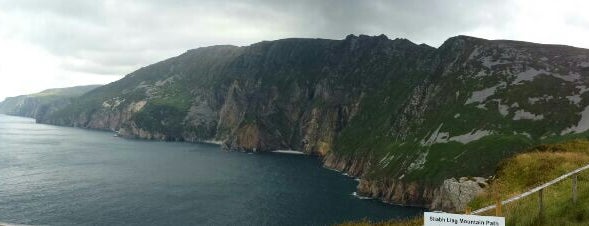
[41,35,436,150]
[35,35,589,210]
[0,85,101,118]
[348,36,589,209]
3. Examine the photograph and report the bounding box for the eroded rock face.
[356,178,432,207]
[351,175,487,212]
[324,150,488,212]
[322,153,369,177]
[431,177,487,212]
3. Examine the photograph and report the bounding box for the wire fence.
[469,164,589,225]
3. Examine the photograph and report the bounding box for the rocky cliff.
[0,85,101,118]
[40,35,436,151]
[32,35,589,211]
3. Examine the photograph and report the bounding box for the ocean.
[0,114,421,225]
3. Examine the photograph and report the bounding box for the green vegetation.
[335,217,422,226]
[469,139,589,225]
[133,102,187,137]
[0,85,100,118]
[30,85,101,97]
[332,35,589,188]
[408,134,533,183]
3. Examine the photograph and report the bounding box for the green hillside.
[25,34,589,209]
[469,139,589,225]
[0,85,101,118]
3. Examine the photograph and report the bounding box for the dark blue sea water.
[0,114,422,225]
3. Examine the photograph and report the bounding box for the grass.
[335,217,422,226]
[468,139,589,225]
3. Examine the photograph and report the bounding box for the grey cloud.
[60,61,135,75]
[0,0,522,77]
[0,0,106,25]
[567,15,589,30]
[255,0,516,45]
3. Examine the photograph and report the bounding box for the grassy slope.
[336,217,422,226]
[45,46,240,129]
[31,85,102,97]
[0,85,101,116]
[333,37,589,186]
[469,139,589,225]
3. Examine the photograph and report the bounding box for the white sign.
[424,212,505,226]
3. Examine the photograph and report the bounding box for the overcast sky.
[1,0,588,101]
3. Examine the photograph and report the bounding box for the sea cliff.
[12,34,589,211]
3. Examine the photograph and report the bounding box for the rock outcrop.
[431,177,488,212]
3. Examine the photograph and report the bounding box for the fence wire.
[470,167,589,225]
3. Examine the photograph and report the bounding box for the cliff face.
[40,35,436,154]
[33,35,589,211]
[0,85,101,119]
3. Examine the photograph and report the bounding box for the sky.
[1,0,588,101]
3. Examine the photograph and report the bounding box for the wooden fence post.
[495,199,502,217]
[538,189,544,222]
[573,174,578,204]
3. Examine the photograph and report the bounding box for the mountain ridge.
[11,34,589,211]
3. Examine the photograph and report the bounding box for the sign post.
[424,212,505,226]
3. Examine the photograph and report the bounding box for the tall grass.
[335,217,422,226]
[469,139,589,225]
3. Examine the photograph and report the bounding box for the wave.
[271,150,305,155]
[351,192,373,200]
[201,139,223,145]
[0,222,32,226]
